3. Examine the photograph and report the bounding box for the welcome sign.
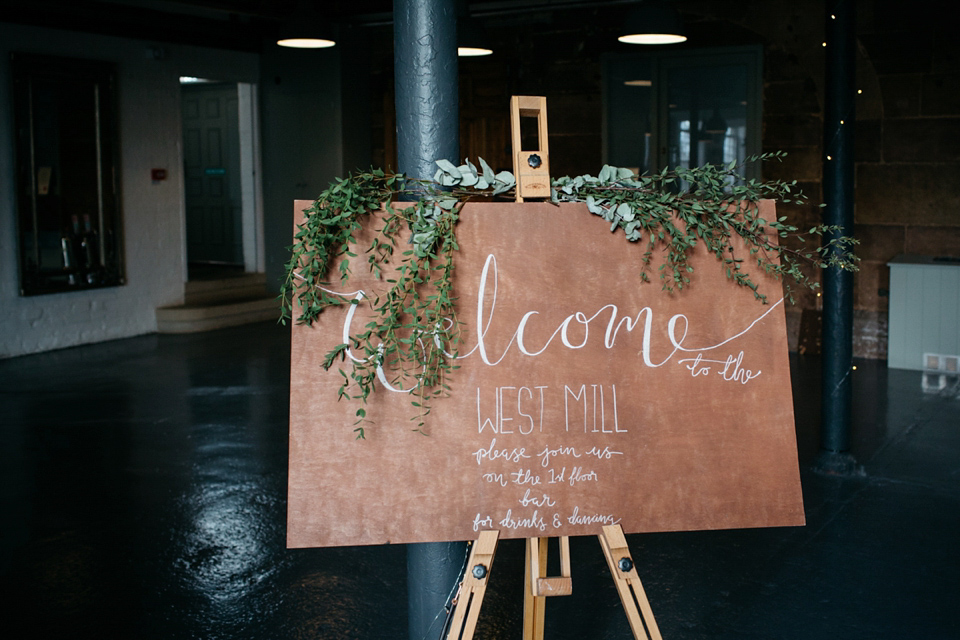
[287,200,805,548]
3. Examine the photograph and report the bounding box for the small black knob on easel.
[617,557,633,572]
[472,564,488,579]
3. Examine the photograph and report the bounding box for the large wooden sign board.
[287,199,805,549]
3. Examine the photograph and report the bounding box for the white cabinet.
[887,255,960,370]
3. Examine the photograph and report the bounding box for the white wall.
[0,23,259,358]
[259,45,344,294]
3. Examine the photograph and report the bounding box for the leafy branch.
[551,151,858,303]
[280,161,514,437]
[280,153,858,437]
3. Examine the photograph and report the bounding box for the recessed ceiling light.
[619,1,687,46]
[277,37,336,49]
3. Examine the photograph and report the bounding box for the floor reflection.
[1,322,958,639]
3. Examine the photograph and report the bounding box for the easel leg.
[522,538,548,640]
[598,525,663,640]
[445,530,499,640]
[450,528,662,640]
[523,536,573,640]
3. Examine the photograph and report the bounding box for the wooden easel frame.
[444,525,661,640]
[447,97,663,640]
[598,525,663,640]
[524,536,572,638]
[510,95,551,202]
[445,530,500,640]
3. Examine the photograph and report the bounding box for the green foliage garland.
[280,153,858,437]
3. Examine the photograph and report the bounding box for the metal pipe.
[393,1,467,638]
[819,0,857,471]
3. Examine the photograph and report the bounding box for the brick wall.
[853,0,960,358]
[368,0,960,359]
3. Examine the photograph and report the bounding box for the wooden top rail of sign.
[286,198,805,550]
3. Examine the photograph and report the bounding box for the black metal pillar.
[394,0,460,182]
[393,1,465,638]
[818,0,858,473]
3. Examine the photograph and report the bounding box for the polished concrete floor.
[1,321,958,639]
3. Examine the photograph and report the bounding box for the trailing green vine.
[280,153,858,437]
[551,152,857,304]
[280,160,515,437]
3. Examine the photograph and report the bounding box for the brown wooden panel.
[287,199,805,548]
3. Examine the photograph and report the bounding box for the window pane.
[604,46,761,187]
[665,62,749,187]
[605,58,653,176]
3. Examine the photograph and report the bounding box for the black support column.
[818,0,858,473]
[393,1,466,638]
[394,0,460,182]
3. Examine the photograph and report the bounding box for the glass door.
[659,49,761,185]
[604,58,654,177]
[604,46,762,184]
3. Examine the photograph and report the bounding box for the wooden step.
[156,294,279,334]
[184,273,269,305]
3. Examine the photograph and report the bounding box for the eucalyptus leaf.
[479,157,496,183]
[492,171,516,195]
[586,195,601,214]
[438,172,459,187]
[435,159,461,180]
[598,165,614,184]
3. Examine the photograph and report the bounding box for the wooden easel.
[445,530,500,639]
[510,95,551,203]
[445,525,662,640]
[444,97,662,640]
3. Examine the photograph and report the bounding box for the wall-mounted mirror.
[11,53,124,296]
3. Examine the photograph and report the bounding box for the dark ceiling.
[0,0,639,52]
[0,0,383,52]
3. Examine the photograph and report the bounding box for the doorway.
[180,80,263,280]
[603,46,762,183]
